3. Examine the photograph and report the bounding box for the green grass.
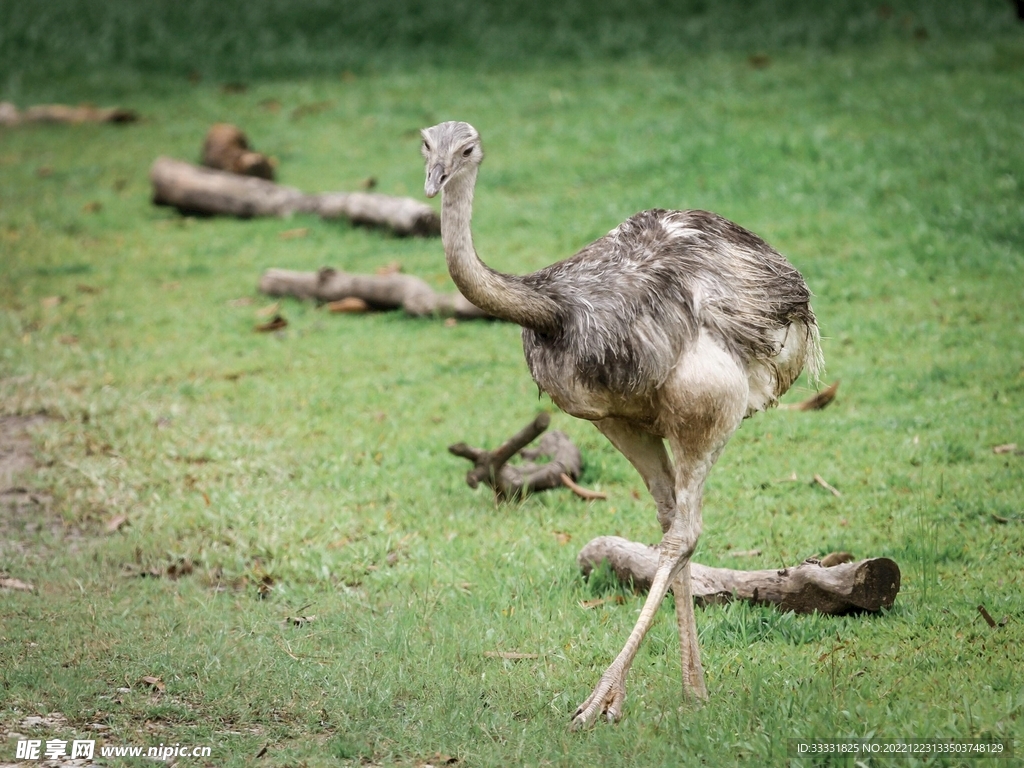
[2,2,1024,766]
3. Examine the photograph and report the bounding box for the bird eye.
[422,140,431,152]
[462,146,474,157]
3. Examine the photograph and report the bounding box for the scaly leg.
[572,418,685,729]
[673,563,708,699]
[573,337,748,727]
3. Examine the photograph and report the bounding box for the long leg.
[573,335,749,729]
[673,563,707,698]
[662,339,750,707]
[572,417,683,728]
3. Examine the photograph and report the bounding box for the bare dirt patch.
[0,414,70,557]
[0,414,47,487]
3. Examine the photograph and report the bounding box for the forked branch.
[449,413,594,500]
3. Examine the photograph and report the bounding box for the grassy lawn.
[2,2,1023,765]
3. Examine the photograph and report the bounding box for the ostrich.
[421,121,822,728]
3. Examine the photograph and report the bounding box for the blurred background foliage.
[1,0,1019,88]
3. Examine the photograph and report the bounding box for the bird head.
[421,121,483,198]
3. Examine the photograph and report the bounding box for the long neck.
[441,167,560,334]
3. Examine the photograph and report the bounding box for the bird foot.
[570,670,627,730]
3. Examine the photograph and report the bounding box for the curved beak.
[424,162,447,198]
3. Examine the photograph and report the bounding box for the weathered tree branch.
[150,156,439,236]
[0,102,138,126]
[259,266,493,319]
[578,535,900,615]
[449,413,590,500]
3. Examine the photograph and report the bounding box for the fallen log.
[578,535,900,615]
[449,413,591,500]
[259,266,491,319]
[150,156,439,236]
[0,102,138,126]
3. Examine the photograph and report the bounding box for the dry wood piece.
[0,101,138,126]
[449,413,588,500]
[259,266,492,320]
[0,102,21,126]
[977,605,997,628]
[202,123,275,180]
[812,473,842,497]
[150,157,439,236]
[780,379,840,411]
[578,535,900,615]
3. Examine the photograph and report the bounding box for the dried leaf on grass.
[780,380,840,411]
[992,443,1019,455]
[375,260,402,275]
[255,302,280,318]
[140,675,165,692]
[254,314,288,332]
[257,574,274,598]
[278,227,308,240]
[819,551,854,567]
[283,615,316,627]
[105,514,129,533]
[327,297,370,313]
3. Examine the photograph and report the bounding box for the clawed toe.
[570,674,626,730]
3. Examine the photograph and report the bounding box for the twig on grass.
[484,651,540,660]
[812,474,842,497]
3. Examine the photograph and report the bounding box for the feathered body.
[520,208,821,427]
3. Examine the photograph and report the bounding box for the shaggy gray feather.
[521,209,818,398]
